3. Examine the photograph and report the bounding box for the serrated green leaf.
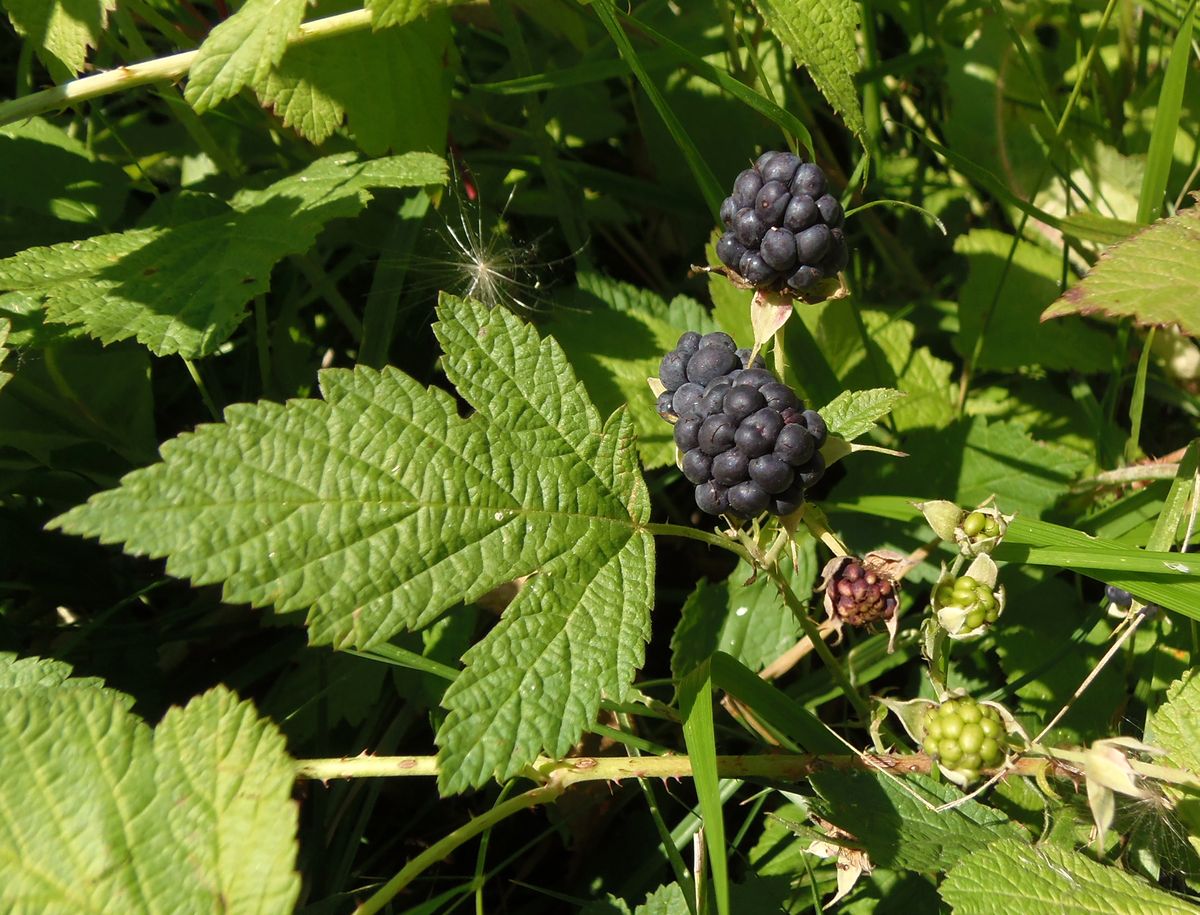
[671,548,813,677]
[367,0,450,28]
[0,651,109,692]
[749,0,865,142]
[0,153,447,357]
[51,298,653,793]
[635,882,690,915]
[0,659,299,914]
[1150,674,1200,771]
[819,388,905,441]
[260,6,452,154]
[810,770,1030,873]
[1,0,115,74]
[956,229,1113,372]
[1042,208,1200,336]
[549,273,717,469]
[940,838,1195,914]
[185,0,309,113]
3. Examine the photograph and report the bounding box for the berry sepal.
[930,553,1006,641]
[915,499,1014,557]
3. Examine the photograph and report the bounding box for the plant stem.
[0,8,375,127]
[644,522,751,561]
[354,779,566,915]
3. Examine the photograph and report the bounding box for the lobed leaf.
[1149,674,1200,771]
[809,770,1029,873]
[1042,208,1200,336]
[0,153,447,357]
[940,839,1195,914]
[1,0,115,74]
[750,0,866,143]
[0,655,299,914]
[51,297,653,793]
[185,0,309,113]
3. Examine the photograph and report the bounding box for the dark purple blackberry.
[686,347,738,385]
[711,449,749,486]
[695,481,730,515]
[714,151,849,293]
[728,480,770,517]
[673,413,703,451]
[748,454,794,493]
[682,449,713,485]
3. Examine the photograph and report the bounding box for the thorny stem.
[645,522,752,562]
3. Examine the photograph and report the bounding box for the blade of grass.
[679,661,729,915]
[592,0,724,217]
[1138,0,1196,223]
[1126,327,1156,461]
[1145,439,1199,552]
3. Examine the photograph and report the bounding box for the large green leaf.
[1149,673,1200,771]
[260,9,453,154]
[750,0,865,142]
[1042,208,1200,337]
[185,0,309,113]
[0,654,299,914]
[956,229,1113,372]
[1,0,115,74]
[940,839,1196,914]
[0,153,447,357]
[51,298,654,793]
[810,770,1029,873]
[548,273,717,469]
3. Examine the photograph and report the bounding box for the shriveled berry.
[695,481,729,515]
[827,556,898,626]
[728,480,770,516]
[711,449,750,486]
[698,414,737,454]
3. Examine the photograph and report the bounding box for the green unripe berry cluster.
[921,698,1006,782]
[962,510,1000,539]
[935,574,1000,630]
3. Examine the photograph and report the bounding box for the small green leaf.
[0,153,447,357]
[1,0,115,74]
[818,388,905,441]
[810,770,1029,873]
[52,298,653,793]
[940,839,1196,914]
[1043,208,1200,336]
[0,656,299,913]
[367,0,450,28]
[671,548,813,677]
[185,0,309,113]
[634,882,691,915]
[548,273,717,469]
[749,0,866,143]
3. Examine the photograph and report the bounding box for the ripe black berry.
[672,382,703,416]
[686,347,738,385]
[759,381,799,412]
[735,408,784,458]
[682,448,713,485]
[656,391,676,420]
[659,350,689,391]
[801,409,827,448]
[698,414,737,454]
[695,481,729,515]
[673,413,703,451]
[728,480,770,516]
[774,423,815,466]
[723,385,766,422]
[715,151,848,292]
[711,449,749,486]
[748,454,794,493]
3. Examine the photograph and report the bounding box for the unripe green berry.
[958,702,981,724]
[939,739,963,763]
[963,512,987,536]
[959,723,984,753]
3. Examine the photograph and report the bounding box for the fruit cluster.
[655,331,827,518]
[934,574,1000,631]
[715,150,848,292]
[921,697,1007,783]
[828,557,898,627]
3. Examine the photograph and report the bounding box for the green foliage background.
[0,0,1198,913]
